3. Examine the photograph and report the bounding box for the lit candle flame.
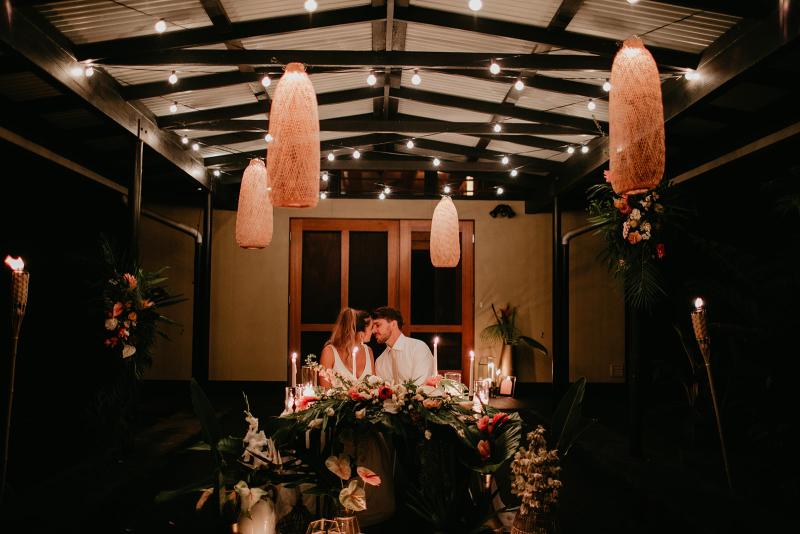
[469,350,475,360]
[5,256,24,271]
[433,336,439,345]
[694,297,705,310]
[291,352,297,363]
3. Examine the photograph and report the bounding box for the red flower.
[489,413,509,434]
[656,243,665,259]
[378,385,393,401]
[123,273,138,289]
[296,396,319,410]
[348,388,365,402]
[477,439,491,461]
[118,327,129,340]
[477,415,490,433]
[112,302,124,318]
[105,337,118,347]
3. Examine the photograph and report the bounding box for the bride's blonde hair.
[327,308,370,356]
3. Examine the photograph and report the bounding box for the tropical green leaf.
[551,377,592,456]
[518,336,548,355]
[190,379,222,454]
[155,478,213,503]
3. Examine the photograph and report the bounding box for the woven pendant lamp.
[236,159,273,249]
[609,36,665,195]
[430,195,460,268]
[266,62,320,208]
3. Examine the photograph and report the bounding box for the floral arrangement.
[510,425,562,515]
[324,453,381,513]
[588,179,684,309]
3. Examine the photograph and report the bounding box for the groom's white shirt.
[375,333,433,386]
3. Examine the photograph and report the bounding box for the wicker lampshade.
[236,158,273,249]
[430,195,460,268]
[266,62,320,208]
[609,36,665,195]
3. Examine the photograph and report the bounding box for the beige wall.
[139,204,202,380]
[210,199,624,383]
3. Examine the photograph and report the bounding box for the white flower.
[419,385,444,397]
[325,454,352,480]
[308,418,323,429]
[122,345,136,358]
[339,479,366,512]
[424,430,432,440]
[325,407,335,417]
[457,429,465,438]
[355,407,366,419]
[622,221,630,239]
[642,232,651,241]
[382,398,401,414]
[234,481,267,513]
[641,221,651,233]
[104,318,118,330]
[630,208,641,220]
[367,375,383,386]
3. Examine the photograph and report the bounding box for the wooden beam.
[409,137,560,170]
[0,5,208,187]
[393,86,604,134]
[552,3,800,196]
[548,0,587,31]
[75,5,385,61]
[95,49,616,71]
[395,5,699,70]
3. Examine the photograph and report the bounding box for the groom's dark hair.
[372,306,403,328]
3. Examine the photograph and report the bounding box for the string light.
[70,65,84,77]
[367,72,377,86]
[321,172,329,182]
[493,123,502,133]
[320,192,327,199]
[497,187,504,195]
[685,69,700,81]
[169,102,178,113]
[181,135,189,145]
[84,65,94,77]
[581,145,589,154]
[304,0,318,12]
[327,152,335,161]
[587,99,596,111]
[411,70,421,86]
[264,133,273,142]
[353,149,361,159]
[154,19,167,33]
[469,0,482,11]
[261,75,271,87]
[191,142,200,151]
[489,61,501,75]
[168,71,178,84]
[500,155,509,165]
[567,146,575,154]
[433,157,441,167]
[384,186,391,195]
[514,79,525,91]
[443,185,451,194]
[603,80,612,92]
[510,169,518,177]
[406,139,415,149]
[379,192,386,200]
[212,169,221,177]
[627,0,640,4]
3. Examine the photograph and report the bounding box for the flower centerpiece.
[510,425,562,534]
[481,304,548,380]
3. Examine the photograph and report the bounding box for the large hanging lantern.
[236,159,273,249]
[430,195,460,268]
[608,36,665,195]
[266,62,320,208]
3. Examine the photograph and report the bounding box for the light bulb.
[264,133,273,142]
[627,0,640,4]
[489,62,500,75]
[587,99,596,111]
[304,0,318,12]
[181,135,189,145]
[320,192,327,200]
[169,102,178,113]
[406,139,415,149]
[469,0,482,11]
[84,65,94,77]
[603,80,612,92]
[567,146,575,154]
[367,73,377,86]
[379,192,386,200]
[327,152,335,161]
[433,157,440,167]
[212,169,221,177]
[168,71,178,84]
[321,172,329,182]
[191,142,200,151]
[443,185,451,194]
[501,156,509,165]
[411,71,421,86]
[497,187,504,195]
[694,297,704,310]
[493,123,502,133]
[70,65,84,77]
[155,19,167,33]
[510,169,518,177]
[581,145,589,154]
[685,69,700,81]
[514,79,525,91]
[384,186,391,195]
[261,75,271,87]
[353,149,361,159]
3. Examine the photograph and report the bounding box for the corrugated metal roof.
[405,22,536,53]
[412,0,563,28]
[398,99,492,122]
[0,72,61,101]
[400,70,510,103]
[220,0,368,23]
[486,139,560,159]
[319,98,373,119]
[516,87,609,122]
[567,0,740,54]
[140,84,259,116]
[310,70,371,94]
[36,0,212,45]
[418,132,481,147]
[240,22,373,51]
[104,65,238,86]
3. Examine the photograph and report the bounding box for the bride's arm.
[319,345,334,388]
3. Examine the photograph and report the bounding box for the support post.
[130,122,143,262]
[192,190,213,383]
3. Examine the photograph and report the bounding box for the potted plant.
[480,304,548,380]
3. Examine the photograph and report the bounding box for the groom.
[372,306,433,386]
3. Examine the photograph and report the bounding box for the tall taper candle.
[291,352,297,387]
[468,350,475,397]
[433,336,439,376]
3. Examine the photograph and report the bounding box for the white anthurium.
[234,480,267,513]
[339,479,366,512]
[355,407,366,419]
[122,345,136,358]
[325,454,352,480]
[105,318,118,330]
[419,385,445,397]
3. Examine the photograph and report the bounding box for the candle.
[468,350,475,397]
[433,336,439,376]
[352,346,358,380]
[303,384,315,397]
[291,352,297,387]
[500,376,513,395]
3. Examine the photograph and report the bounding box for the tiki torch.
[691,297,733,492]
[2,256,29,501]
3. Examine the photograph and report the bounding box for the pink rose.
[477,415,490,433]
[348,388,365,402]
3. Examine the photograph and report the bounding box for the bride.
[319,308,395,527]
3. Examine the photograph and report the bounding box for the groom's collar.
[388,333,407,351]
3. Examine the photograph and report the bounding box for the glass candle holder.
[474,379,491,404]
[444,371,462,384]
[301,365,318,388]
[284,386,296,413]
